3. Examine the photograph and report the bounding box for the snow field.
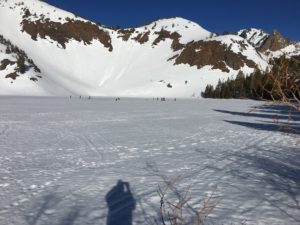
[0,97,299,224]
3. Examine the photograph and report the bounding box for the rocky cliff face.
[238,28,300,57]
[174,39,257,73]
[259,30,291,52]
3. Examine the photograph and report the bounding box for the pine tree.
[5,46,11,54]
[202,84,214,98]
[17,54,26,74]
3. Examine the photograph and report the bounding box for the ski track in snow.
[0,97,299,225]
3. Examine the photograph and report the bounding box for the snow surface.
[0,41,45,96]
[133,17,213,44]
[269,44,300,59]
[0,97,299,225]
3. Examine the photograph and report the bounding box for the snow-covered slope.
[238,28,300,59]
[0,34,43,95]
[238,28,269,48]
[269,43,300,58]
[0,0,297,97]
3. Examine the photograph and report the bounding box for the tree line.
[201,56,300,100]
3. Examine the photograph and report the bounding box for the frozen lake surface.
[0,97,299,225]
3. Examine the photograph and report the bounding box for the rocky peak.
[259,29,291,52]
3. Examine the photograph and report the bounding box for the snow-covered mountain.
[237,28,269,48]
[238,28,300,58]
[0,0,299,97]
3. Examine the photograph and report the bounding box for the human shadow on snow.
[105,180,136,225]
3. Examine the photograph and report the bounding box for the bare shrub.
[155,179,222,225]
[257,56,300,145]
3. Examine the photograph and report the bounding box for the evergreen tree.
[5,46,11,54]
[17,54,26,74]
[201,58,299,100]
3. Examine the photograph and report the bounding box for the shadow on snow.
[214,104,300,135]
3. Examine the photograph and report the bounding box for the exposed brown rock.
[132,31,150,44]
[21,18,113,51]
[0,59,15,70]
[175,41,256,72]
[30,77,38,82]
[5,72,19,80]
[259,30,290,52]
[153,29,184,51]
[151,22,157,30]
[117,28,135,41]
[23,8,32,19]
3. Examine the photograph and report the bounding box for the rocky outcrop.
[5,72,18,80]
[21,9,113,51]
[259,30,291,52]
[0,59,15,70]
[117,28,135,41]
[152,29,184,51]
[175,41,257,72]
[132,31,150,44]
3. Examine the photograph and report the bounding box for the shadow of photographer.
[106,180,136,225]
